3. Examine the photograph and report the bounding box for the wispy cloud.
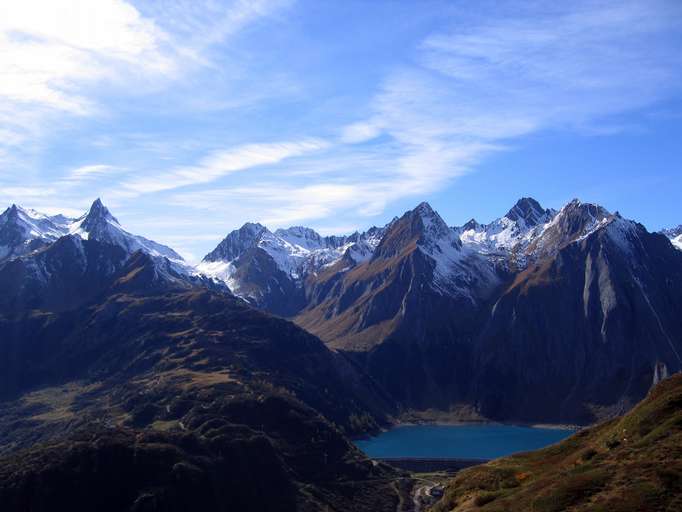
[261,0,680,231]
[160,0,681,246]
[59,164,125,184]
[121,138,329,195]
[355,0,682,201]
[0,0,293,165]
[3,0,681,260]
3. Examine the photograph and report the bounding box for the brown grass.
[430,374,682,512]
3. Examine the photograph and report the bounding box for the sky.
[1,0,681,262]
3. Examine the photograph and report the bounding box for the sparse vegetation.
[431,374,682,512]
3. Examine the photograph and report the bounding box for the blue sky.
[1,0,681,261]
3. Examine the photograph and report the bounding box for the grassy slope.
[431,374,682,512]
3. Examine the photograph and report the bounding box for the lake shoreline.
[353,413,583,442]
[354,422,577,460]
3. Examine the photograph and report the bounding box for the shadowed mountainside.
[0,252,405,511]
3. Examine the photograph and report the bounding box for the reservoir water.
[355,424,573,460]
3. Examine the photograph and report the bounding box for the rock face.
[199,197,682,424]
[473,215,682,422]
[0,235,130,312]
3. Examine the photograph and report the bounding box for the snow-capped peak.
[413,201,453,242]
[69,198,119,239]
[274,226,326,250]
[504,197,551,227]
[0,204,71,262]
[457,197,556,261]
[198,219,389,295]
[460,218,481,231]
[68,199,184,263]
[203,222,269,263]
[80,198,120,229]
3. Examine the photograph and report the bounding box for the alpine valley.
[1,196,681,511]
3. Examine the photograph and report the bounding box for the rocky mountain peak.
[555,199,611,231]
[5,204,19,219]
[79,198,119,231]
[461,218,481,231]
[372,202,460,263]
[505,197,551,226]
[525,199,613,259]
[203,222,269,263]
[411,201,452,241]
[275,226,321,240]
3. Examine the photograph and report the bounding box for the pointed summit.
[80,198,119,229]
[526,199,613,259]
[505,197,551,226]
[410,201,452,240]
[203,222,270,263]
[374,201,458,260]
[461,218,481,231]
[414,201,435,214]
[67,199,183,262]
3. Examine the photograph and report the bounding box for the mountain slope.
[295,202,502,408]
[0,253,402,510]
[0,235,194,313]
[0,235,130,312]
[471,212,682,423]
[291,199,682,422]
[432,373,682,512]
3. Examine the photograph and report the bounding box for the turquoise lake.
[355,424,573,460]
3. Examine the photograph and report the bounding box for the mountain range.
[1,195,681,510]
[2,196,681,425]
[194,196,682,424]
